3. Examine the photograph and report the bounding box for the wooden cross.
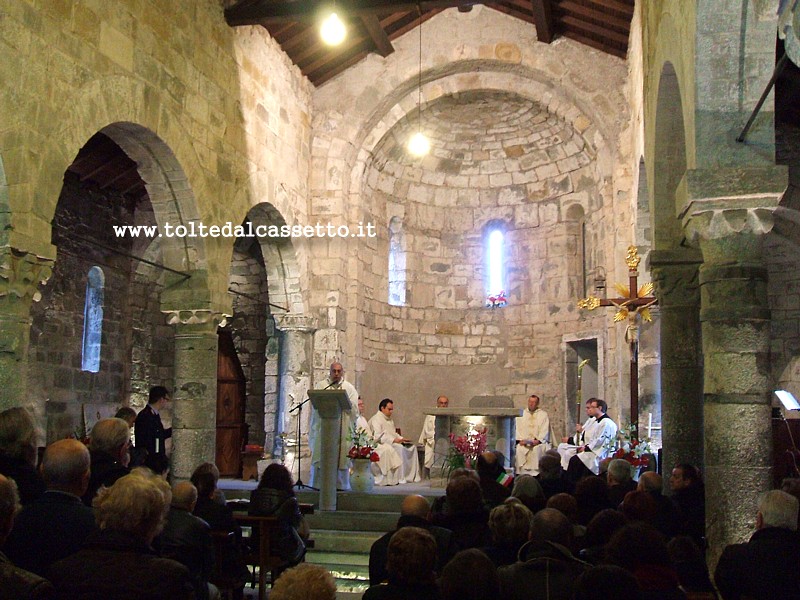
[577,246,658,435]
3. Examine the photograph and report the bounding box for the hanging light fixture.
[407,4,429,156]
[320,2,346,46]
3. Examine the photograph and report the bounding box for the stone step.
[308,550,370,567]
[310,529,383,554]
[307,510,397,533]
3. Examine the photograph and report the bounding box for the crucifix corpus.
[577,246,657,434]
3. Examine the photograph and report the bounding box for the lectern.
[309,389,351,511]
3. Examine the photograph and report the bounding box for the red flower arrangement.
[485,290,508,308]
[348,424,380,462]
[606,423,652,468]
[445,427,488,472]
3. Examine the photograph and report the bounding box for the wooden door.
[216,329,247,478]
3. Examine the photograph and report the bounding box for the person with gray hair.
[606,458,637,507]
[156,481,218,600]
[50,468,194,599]
[269,563,337,600]
[715,489,800,599]
[0,407,45,504]
[83,417,131,506]
[0,473,55,599]
[483,499,533,567]
[498,507,588,599]
[5,439,98,576]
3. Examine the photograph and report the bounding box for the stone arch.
[17,76,218,298]
[652,63,687,251]
[649,59,704,477]
[0,154,8,247]
[246,202,303,316]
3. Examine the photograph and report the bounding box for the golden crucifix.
[577,246,657,434]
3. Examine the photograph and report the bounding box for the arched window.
[81,266,104,373]
[486,226,505,296]
[388,217,406,306]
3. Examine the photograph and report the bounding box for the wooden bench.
[232,504,315,600]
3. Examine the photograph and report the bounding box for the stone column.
[274,314,316,483]
[162,309,226,481]
[0,247,53,411]
[651,251,703,477]
[685,207,776,564]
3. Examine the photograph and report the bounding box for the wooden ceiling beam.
[556,1,630,33]
[530,0,554,43]
[561,15,629,46]
[581,0,634,18]
[360,14,395,57]
[225,0,486,26]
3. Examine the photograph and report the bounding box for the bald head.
[42,439,91,495]
[400,495,430,519]
[171,482,198,511]
[637,471,663,493]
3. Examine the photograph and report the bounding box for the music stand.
[288,396,317,491]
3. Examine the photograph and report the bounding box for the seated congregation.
[0,406,305,600]
[3,400,800,600]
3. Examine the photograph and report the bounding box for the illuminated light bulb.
[407,131,430,156]
[320,12,346,46]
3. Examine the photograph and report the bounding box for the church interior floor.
[220,477,444,597]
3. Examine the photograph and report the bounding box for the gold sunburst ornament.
[577,296,601,310]
[625,245,641,271]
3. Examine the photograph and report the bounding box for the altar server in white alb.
[515,394,550,476]
[356,396,371,434]
[368,398,420,486]
[557,398,617,480]
[418,395,448,477]
[308,362,359,490]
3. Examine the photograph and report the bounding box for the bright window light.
[488,229,504,294]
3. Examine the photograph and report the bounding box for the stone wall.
[310,6,635,441]
[27,174,172,441]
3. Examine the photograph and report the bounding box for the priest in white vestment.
[418,395,448,475]
[557,398,617,478]
[308,362,359,490]
[355,396,370,434]
[515,394,550,475]
[368,398,421,486]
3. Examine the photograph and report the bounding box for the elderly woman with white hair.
[49,468,194,599]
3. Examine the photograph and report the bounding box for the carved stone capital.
[0,246,53,307]
[274,313,317,333]
[162,309,228,328]
[684,207,776,245]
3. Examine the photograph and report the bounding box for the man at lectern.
[308,362,359,490]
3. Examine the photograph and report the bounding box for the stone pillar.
[685,207,776,565]
[162,309,225,481]
[651,251,703,476]
[274,314,316,483]
[0,247,53,411]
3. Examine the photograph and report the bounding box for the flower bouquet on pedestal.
[347,424,380,463]
[348,424,379,492]
[485,290,507,308]
[444,427,488,478]
[607,422,652,468]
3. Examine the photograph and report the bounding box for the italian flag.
[496,472,513,487]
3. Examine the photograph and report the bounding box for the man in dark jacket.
[83,418,131,506]
[135,386,172,458]
[50,469,194,600]
[669,463,705,547]
[498,508,589,600]
[369,494,455,585]
[156,482,216,600]
[715,490,800,599]
[5,439,97,576]
[0,474,54,600]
